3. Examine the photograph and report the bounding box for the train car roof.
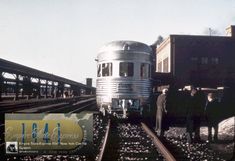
[98,40,152,54]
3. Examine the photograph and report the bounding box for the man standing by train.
[156,88,168,137]
[186,87,206,143]
[205,93,220,142]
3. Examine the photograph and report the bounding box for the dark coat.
[156,93,167,130]
[156,94,167,112]
[186,95,195,132]
[205,99,221,126]
[187,92,206,117]
[186,91,205,132]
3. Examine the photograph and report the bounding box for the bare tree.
[150,35,164,55]
[153,35,164,46]
[203,27,221,36]
[150,35,164,73]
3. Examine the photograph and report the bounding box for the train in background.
[96,41,153,118]
[96,40,235,121]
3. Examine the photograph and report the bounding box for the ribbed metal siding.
[96,78,151,98]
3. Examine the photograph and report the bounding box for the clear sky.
[0,0,235,86]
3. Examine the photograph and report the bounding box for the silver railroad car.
[96,40,152,118]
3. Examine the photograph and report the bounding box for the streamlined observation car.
[96,41,152,118]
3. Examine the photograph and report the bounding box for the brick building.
[155,26,235,88]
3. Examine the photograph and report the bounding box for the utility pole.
[209,28,212,36]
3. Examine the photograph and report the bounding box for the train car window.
[191,57,198,61]
[141,63,150,79]
[119,62,133,77]
[201,57,208,64]
[97,64,101,77]
[211,57,219,64]
[102,63,112,76]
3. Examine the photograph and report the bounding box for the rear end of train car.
[96,41,153,118]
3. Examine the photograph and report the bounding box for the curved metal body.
[96,41,152,118]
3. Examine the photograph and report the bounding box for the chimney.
[226,25,235,37]
[86,78,92,87]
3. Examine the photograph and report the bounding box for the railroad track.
[47,98,96,113]
[0,95,95,113]
[141,123,176,161]
[1,112,231,161]
[97,119,176,161]
[96,119,111,161]
[96,119,229,161]
[14,97,96,113]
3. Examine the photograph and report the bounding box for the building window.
[157,61,162,72]
[141,63,150,79]
[97,64,101,77]
[191,57,198,61]
[211,57,219,64]
[102,63,112,76]
[119,62,133,77]
[163,58,169,73]
[201,57,208,64]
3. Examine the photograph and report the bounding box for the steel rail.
[46,98,96,113]
[68,102,96,114]
[45,103,74,113]
[16,102,69,113]
[1,96,95,113]
[97,119,111,161]
[141,122,177,161]
[0,95,94,109]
